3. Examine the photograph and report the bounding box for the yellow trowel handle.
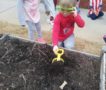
[52,48,64,63]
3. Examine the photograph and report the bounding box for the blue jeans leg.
[58,34,75,49]
[26,21,35,41]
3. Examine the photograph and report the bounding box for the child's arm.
[52,14,60,46]
[72,8,85,27]
[89,0,93,9]
[74,14,85,28]
[52,14,61,52]
[89,0,94,13]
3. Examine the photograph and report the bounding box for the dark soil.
[0,34,101,90]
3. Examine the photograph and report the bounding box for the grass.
[0,21,103,56]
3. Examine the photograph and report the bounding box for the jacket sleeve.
[17,0,26,26]
[74,14,85,28]
[52,14,60,46]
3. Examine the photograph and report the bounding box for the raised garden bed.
[0,34,102,90]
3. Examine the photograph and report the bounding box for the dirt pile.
[0,34,101,90]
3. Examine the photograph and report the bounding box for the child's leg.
[35,22,42,38]
[58,42,64,47]
[64,34,75,49]
[35,22,46,43]
[26,21,36,41]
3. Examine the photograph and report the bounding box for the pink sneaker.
[37,38,46,44]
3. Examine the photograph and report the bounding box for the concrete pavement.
[0,0,17,24]
[75,9,106,44]
[0,0,106,44]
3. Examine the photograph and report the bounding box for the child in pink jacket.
[17,0,45,43]
[52,0,85,52]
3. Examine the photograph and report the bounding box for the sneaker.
[37,38,46,44]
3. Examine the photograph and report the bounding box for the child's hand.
[53,45,58,53]
[72,7,77,17]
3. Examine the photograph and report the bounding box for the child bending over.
[52,0,85,52]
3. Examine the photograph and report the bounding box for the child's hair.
[59,0,76,7]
